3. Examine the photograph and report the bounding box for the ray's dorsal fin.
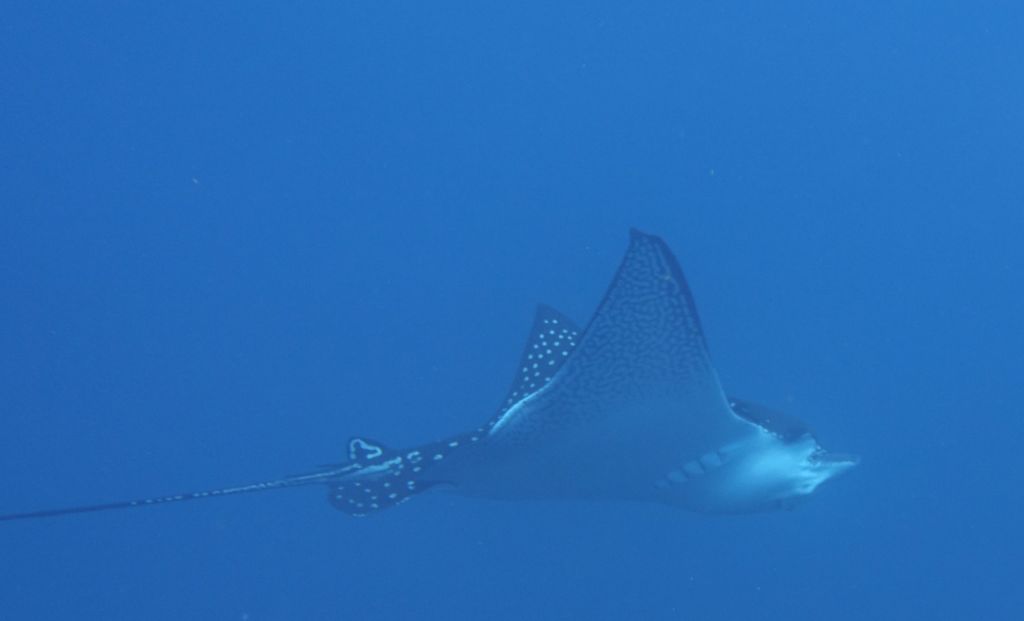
[492,304,582,420]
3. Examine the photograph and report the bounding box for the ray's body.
[0,230,856,522]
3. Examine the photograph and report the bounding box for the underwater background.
[1,2,1021,619]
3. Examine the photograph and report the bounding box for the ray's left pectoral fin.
[490,304,582,422]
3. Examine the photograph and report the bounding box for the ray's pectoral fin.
[489,229,740,446]
[488,304,582,423]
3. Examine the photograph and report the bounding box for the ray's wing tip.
[626,228,681,267]
[628,226,652,241]
[535,303,574,324]
[627,228,673,254]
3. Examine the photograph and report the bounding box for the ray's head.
[706,399,859,512]
[657,426,859,515]
[735,431,860,512]
[793,437,859,496]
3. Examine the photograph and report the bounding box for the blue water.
[2,3,1020,619]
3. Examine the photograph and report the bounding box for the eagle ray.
[0,230,856,522]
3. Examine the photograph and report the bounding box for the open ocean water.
[1,3,1021,620]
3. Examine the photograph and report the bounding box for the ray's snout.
[809,450,860,484]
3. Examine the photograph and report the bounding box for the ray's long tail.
[0,468,350,523]
[0,436,456,522]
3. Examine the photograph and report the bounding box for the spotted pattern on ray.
[348,437,385,462]
[329,232,849,516]
[486,230,726,446]
[326,431,484,516]
[326,306,583,517]
[489,304,582,426]
[0,231,856,524]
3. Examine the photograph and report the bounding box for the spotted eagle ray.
[0,230,856,522]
